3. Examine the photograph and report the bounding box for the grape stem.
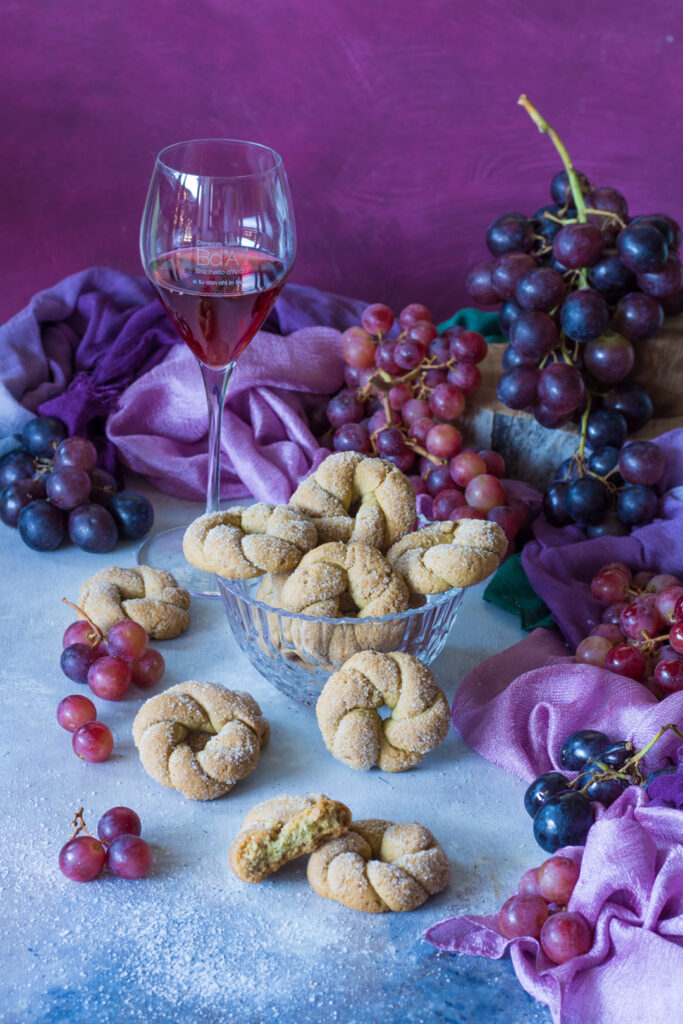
[571,724,683,790]
[61,598,104,645]
[576,395,592,461]
[69,807,91,840]
[517,96,588,224]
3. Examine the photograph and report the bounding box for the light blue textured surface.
[0,482,551,1024]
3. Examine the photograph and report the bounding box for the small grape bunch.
[544,438,667,537]
[497,855,593,964]
[61,608,166,703]
[415,447,530,548]
[468,97,681,449]
[326,302,488,473]
[0,414,154,553]
[59,806,152,882]
[525,723,683,853]
[575,562,683,695]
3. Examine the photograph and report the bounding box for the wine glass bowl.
[138,139,296,594]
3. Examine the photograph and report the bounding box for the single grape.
[537,364,585,415]
[632,569,656,588]
[17,500,66,551]
[408,417,436,446]
[501,344,536,371]
[466,262,499,305]
[342,326,376,369]
[46,467,92,510]
[518,867,541,896]
[550,169,590,205]
[542,482,571,526]
[63,620,101,649]
[425,464,453,497]
[584,333,634,385]
[540,912,593,963]
[327,391,364,428]
[406,321,438,346]
[57,694,97,732]
[429,383,466,421]
[107,834,152,879]
[587,250,636,298]
[385,449,415,474]
[617,222,668,273]
[408,475,428,497]
[491,253,537,299]
[486,506,518,540]
[21,416,68,458]
[524,772,571,818]
[670,622,683,655]
[559,289,609,344]
[618,441,664,487]
[375,342,401,376]
[367,409,388,433]
[54,436,98,473]
[59,835,107,882]
[61,642,102,685]
[594,741,632,769]
[130,648,165,689]
[654,658,683,694]
[603,384,653,432]
[107,491,155,541]
[613,292,664,342]
[333,423,371,453]
[88,656,132,701]
[509,312,557,360]
[630,213,681,249]
[89,467,118,505]
[69,504,119,553]
[447,363,481,395]
[533,792,593,853]
[587,446,621,480]
[399,303,432,328]
[590,567,630,605]
[388,383,413,410]
[575,635,612,668]
[394,339,426,371]
[578,769,629,807]
[616,485,659,527]
[564,478,610,524]
[72,721,114,762]
[496,367,540,411]
[107,621,149,662]
[425,424,462,460]
[0,479,47,528]
[637,255,683,299]
[465,474,507,513]
[601,602,628,625]
[603,643,647,681]
[585,410,627,451]
[401,399,431,425]
[536,856,580,905]
[429,336,451,363]
[560,730,611,771]
[478,450,505,477]
[646,573,681,593]
[498,894,549,940]
[0,450,36,489]
[450,452,487,488]
[98,807,142,844]
[553,223,604,269]
[498,298,523,336]
[586,186,628,235]
[535,405,573,429]
[486,212,535,256]
[655,586,683,623]
[361,303,394,336]
[446,329,488,365]
[449,507,486,522]
[432,489,466,520]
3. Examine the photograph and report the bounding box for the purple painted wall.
[2,1,681,322]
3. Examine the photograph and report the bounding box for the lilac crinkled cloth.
[425,787,683,1024]
[0,267,364,495]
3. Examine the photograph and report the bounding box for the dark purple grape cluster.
[544,437,666,536]
[0,416,154,553]
[525,723,682,852]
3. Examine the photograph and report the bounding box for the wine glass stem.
[200,361,234,513]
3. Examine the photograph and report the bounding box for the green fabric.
[483,553,557,632]
[437,307,504,343]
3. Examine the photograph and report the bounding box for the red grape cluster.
[326,302,488,472]
[0,415,154,553]
[576,563,683,695]
[468,99,680,447]
[61,614,166,708]
[59,806,152,882]
[497,855,593,964]
[544,438,666,536]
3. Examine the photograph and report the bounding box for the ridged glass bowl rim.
[216,575,463,626]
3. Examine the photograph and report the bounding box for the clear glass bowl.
[216,576,464,706]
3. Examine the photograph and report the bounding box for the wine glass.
[137,139,296,596]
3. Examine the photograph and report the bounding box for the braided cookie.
[289,452,416,551]
[316,651,450,772]
[230,793,352,883]
[307,819,449,913]
[183,504,318,579]
[386,519,507,594]
[132,681,269,801]
[79,566,191,639]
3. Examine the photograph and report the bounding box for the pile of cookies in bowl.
[182,451,507,704]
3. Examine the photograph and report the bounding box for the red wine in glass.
[150,246,287,368]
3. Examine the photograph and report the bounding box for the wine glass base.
[136,525,220,599]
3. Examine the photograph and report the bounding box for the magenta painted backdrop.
[2,1,681,323]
